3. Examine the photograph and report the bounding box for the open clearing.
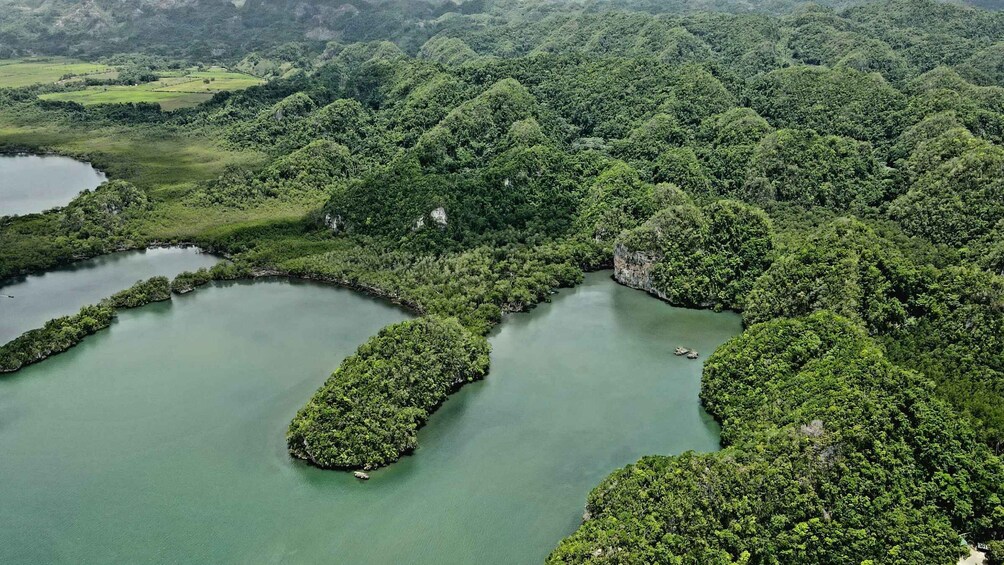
[37,67,264,111]
[0,58,115,88]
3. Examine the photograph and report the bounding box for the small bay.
[0,154,107,216]
[0,271,740,564]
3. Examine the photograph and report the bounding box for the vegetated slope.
[0,0,996,60]
[1,0,1004,560]
[549,313,1003,564]
[288,316,489,469]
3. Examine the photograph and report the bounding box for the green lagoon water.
[0,271,740,564]
[0,154,107,216]
[0,247,219,343]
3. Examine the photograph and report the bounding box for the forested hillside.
[2,0,1004,562]
[0,0,996,60]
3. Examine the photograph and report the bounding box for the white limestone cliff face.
[613,243,669,301]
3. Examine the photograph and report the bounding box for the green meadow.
[38,68,264,111]
[0,58,115,88]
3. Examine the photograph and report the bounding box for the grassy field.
[0,58,115,88]
[0,113,318,242]
[37,68,265,111]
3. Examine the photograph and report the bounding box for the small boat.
[674,347,690,356]
[353,471,370,480]
[686,351,699,359]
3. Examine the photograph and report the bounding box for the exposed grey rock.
[324,213,344,233]
[415,207,447,230]
[613,243,666,300]
[430,207,447,226]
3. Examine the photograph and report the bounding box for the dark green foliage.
[59,179,150,241]
[107,276,171,308]
[282,236,605,335]
[413,78,539,172]
[882,267,1004,452]
[171,268,213,294]
[287,316,490,469]
[989,540,1004,565]
[575,161,655,244]
[612,113,689,162]
[746,66,906,143]
[695,107,775,197]
[225,92,319,154]
[549,312,1004,564]
[615,198,773,310]
[3,0,1004,557]
[0,303,116,373]
[0,262,249,375]
[651,147,712,195]
[0,179,150,280]
[419,36,479,66]
[744,218,919,333]
[208,261,253,281]
[658,65,736,126]
[743,128,885,208]
[323,144,598,247]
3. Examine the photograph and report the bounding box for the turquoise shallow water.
[0,154,106,216]
[0,271,740,564]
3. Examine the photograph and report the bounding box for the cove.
[0,271,740,564]
[0,154,106,216]
[0,247,219,343]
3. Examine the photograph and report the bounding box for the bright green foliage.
[743,129,884,208]
[890,144,1004,247]
[287,316,490,469]
[197,140,353,208]
[107,276,171,308]
[575,161,654,244]
[616,199,773,309]
[413,78,539,172]
[0,303,116,373]
[549,312,1004,564]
